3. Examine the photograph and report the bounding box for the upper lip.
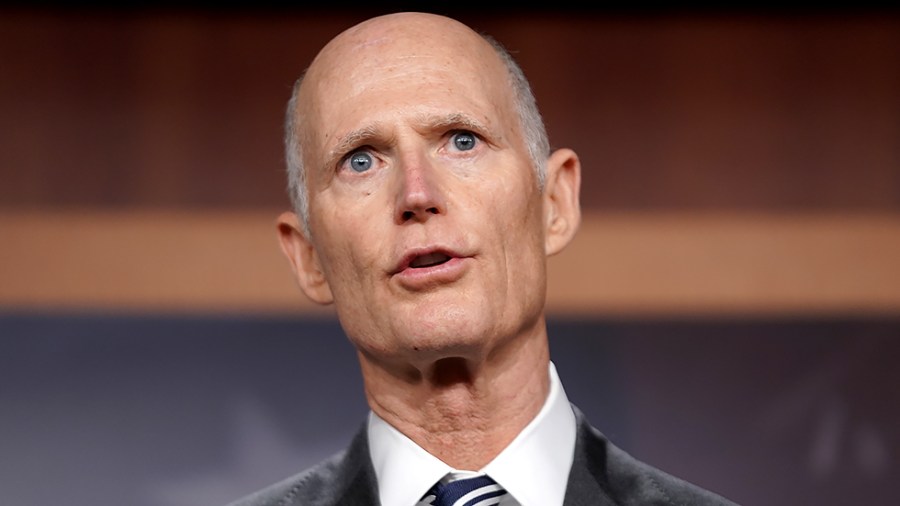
[390,246,463,274]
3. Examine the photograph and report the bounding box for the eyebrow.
[324,112,496,169]
[325,124,384,170]
[424,112,492,137]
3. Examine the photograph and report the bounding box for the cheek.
[311,213,380,298]
[468,181,545,292]
[479,171,543,236]
[321,237,377,297]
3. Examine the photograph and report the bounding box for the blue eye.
[348,151,373,172]
[451,131,476,151]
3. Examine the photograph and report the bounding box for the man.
[230,11,737,506]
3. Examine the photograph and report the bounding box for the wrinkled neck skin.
[358,318,551,471]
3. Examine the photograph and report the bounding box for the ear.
[276,211,334,305]
[543,148,582,256]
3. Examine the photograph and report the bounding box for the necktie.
[420,475,508,506]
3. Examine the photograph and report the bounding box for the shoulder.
[225,452,345,506]
[569,405,740,506]
[225,428,378,506]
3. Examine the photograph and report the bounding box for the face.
[282,14,572,368]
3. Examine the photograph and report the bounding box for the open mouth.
[408,252,452,269]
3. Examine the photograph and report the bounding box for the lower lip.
[394,256,469,290]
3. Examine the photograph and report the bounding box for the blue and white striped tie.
[420,475,508,506]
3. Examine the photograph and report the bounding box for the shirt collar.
[367,362,577,506]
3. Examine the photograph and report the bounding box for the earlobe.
[276,212,334,305]
[543,148,582,256]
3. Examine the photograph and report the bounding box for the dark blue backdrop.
[1,313,896,505]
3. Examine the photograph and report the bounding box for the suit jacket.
[228,405,738,506]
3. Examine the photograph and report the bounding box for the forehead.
[296,17,518,163]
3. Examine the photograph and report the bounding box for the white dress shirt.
[367,362,577,506]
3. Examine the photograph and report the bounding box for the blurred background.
[2,4,899,506]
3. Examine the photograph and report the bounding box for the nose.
[394,151,446,224]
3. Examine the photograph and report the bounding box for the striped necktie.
[420,474,508,506]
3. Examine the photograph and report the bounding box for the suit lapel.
[563,406,619,506]
[328,426,381,505]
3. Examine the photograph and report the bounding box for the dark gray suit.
[228,405,738,505]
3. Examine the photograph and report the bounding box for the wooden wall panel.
[2,9,898,317]
[1,10,897,210]
[2,210,898,316]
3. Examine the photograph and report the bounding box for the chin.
[394,304,493,356]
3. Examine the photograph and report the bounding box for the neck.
[359,320,551,470]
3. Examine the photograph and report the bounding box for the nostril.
[400,206,440,222]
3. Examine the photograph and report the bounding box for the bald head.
[283,12,550,232]
[310,12,492,79]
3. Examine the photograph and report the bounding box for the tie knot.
[421,475,507,506]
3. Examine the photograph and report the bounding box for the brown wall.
[2,8,899,315]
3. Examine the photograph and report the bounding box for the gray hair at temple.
[283,34,551,235]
